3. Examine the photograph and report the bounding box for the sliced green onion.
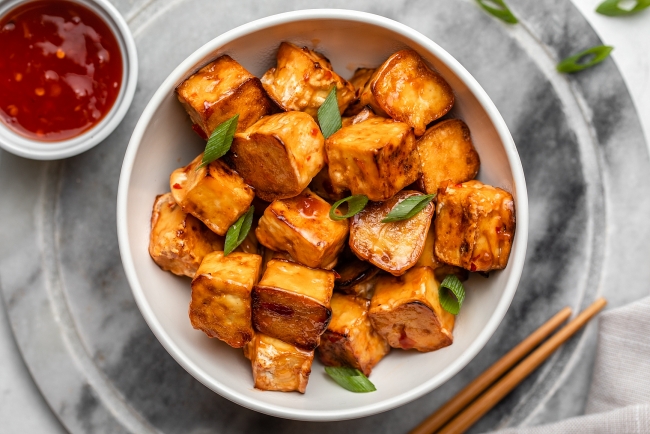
[439,274,466,315]
[596,0,650,16]
[318,86,342,139]
[224,206,254,255]
[475,0,519,24]
[199,114,239,169]
[324,366,376,393]
[329,195,368,221]
[381,194,435,223]
[556,45,614,73]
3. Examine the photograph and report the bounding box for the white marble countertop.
[0,0,648,432]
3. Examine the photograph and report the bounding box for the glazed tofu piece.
[176,55,274,137]
[243,333,314,393]
[344,67,377,116]
[416,224,469,281]
[350,190,435,276]
[434,180,516,272]
[148,193,224,277]
[360,49,454,136]
[170,154,255,236]
[335,255,381,299]
[369,266,454,352]
[230,111,326,201]
[252,260,335,350]
[308,166,347,202]
[255,189,349,269]
[261,42,356,117]
[417,119,480,194]
[189,252,261,347]
[326,116,420,201]
[317,293,390,376]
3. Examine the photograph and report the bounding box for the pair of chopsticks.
[411,297,608,434]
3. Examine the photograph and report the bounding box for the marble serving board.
[1,0,649,433]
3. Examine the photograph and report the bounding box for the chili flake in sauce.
[0,0,123,141]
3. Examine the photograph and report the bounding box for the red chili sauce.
[0,0,123,141]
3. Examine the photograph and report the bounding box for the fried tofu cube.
[243,333,314,393]
[176,55,274,137]
[359,49,454,136]
[317,293,390,376]
[261,42,356,117]
[189,252,261,347]
[252,260,335,350]
[148,193,224,277]
[344,67,377,116]
[255,189,349,269]
[417,119,480,194]
[434,180,516,272]
[326,116,419,201]
[350,190,435,276]
[335,255,381,299]
[170,154,255,236]
[369,266,454,352]
[230,111,325,201]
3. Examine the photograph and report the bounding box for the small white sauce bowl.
[117,10,528,421]
[0,0,137,160]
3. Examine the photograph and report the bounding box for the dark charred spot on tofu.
[261,302,294,317]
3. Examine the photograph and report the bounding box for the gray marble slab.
[1,0,649,433]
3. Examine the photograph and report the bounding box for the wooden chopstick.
[410,306,573,434]
[436,297,607,434]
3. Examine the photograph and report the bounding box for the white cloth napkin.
[495,297,650,434]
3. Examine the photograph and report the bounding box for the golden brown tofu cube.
[369,266,454,352]
[335,255,381,299]
[261,42,356,117]
[308,166,348,202]
[189,252,261,347]
[350,190,435,276]
[416,224,469,281]
[176,55,274,136]
[252,260,335,350]
[230,111,325,201]
[362,49,454,136]
[170,154,255,236]
[344,67,377,116]
[326,116,420,201]
[255,189,349,269]
[417,119,480,194]
[434,180,516,272]
[148,193,224,277]
[243,333,314,393]
[317,293,390,376]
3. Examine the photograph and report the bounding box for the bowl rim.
[0,0,138,160]
[117,8,529,421]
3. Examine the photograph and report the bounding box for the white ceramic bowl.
[117,9,528,421]
[0,0,137,160]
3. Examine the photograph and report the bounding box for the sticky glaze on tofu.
[317,293,390,376]
[255,189,349,269]
[176,55,274,137]
[244,333,314,393]
[189,252,261,348]
[350,190,435,276]
[417,119,480,194]
[230,111,325,201]
[252,259,335,350]
[416,224,469,282]
[360,49,454,136]
[335,254,381,299]
[434,180,515,272]
[326,116,419,201]
[369,266,454,352]
[148,193,224,277]
[170,154,255,236]
[308,166,348,202]
[261,42,356,117]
